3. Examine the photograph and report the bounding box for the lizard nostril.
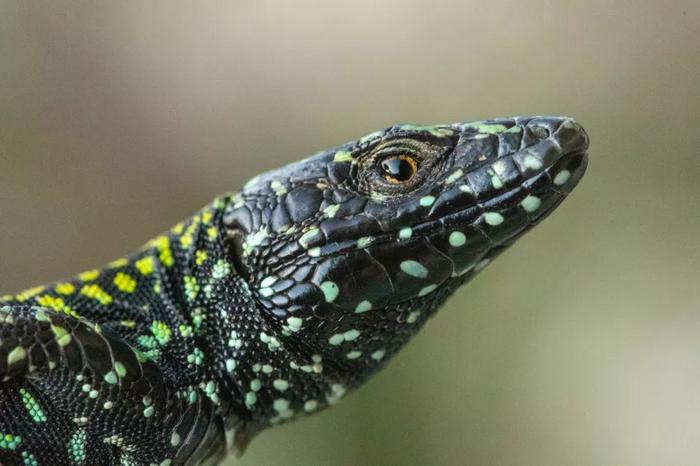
[530,125,550,139]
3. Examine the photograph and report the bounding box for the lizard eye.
[380,155,418,183]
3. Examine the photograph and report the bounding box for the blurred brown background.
[1,1,699,465]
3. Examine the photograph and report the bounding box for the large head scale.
[224,116,588,387]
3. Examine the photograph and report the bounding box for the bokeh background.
[1,1,698,465]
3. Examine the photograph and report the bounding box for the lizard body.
[0,116,588,465]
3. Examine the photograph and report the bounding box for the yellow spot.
[195,250,208,266]
[36,295,78,318]
[51,325,72,347]
[7,346,27,365]
[54,283,76,295]
[171,223,184,235]
[151,236,174,267]
[207,226,218,240]
[201,211,213,224]
[180,217,200,249]
[15,286,44,302]
[135,256,155,276]
[80,284,113,305]
[78,270,100,282]
[108,258,129,269]
[113,273,136,293]
[0,295,11,302]
[120,320,136,328]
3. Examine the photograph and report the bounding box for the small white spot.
[273,379,289,391]
[523,154,543,170]
[320,281,339,303]
[449,231,466,247]
[520,195,542,213]
[553,169,571,186]
[418,284,438,297]
[304,400,319,412]
[398,227,413,240]
[419,196,435,207]
[483,212,504,226]
[400,260,429,279]
[354,300,372,313]
[371,349,386,361]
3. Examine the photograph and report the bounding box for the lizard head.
[224,116,588,394]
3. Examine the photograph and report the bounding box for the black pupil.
[381,157,413,181]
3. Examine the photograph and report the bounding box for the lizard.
[0,116,589,466]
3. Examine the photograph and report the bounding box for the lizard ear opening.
[226,228,252,283]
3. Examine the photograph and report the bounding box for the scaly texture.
[0,116,588,465]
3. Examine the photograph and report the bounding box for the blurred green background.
[1,1,698,465]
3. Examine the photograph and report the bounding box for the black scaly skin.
[0,116,589,465]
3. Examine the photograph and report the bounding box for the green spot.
[51,325,72,347]
[475,123,508,134]
[114,362,127,377]
[7,346,26,366]
[344,329,360,341]
[419,195,435,207]
[407,311,421,323]
[357,236,374,248]
[270,180,287,196]
[523,154,543,170]
[346,351,362,360]
[400,260,429,279]
[490,173,504,189]
[250,379,262,392]
[371,349,386,361]
[449,231,466,247]
[399,124,453,137]
[354,300,372,313]
[320,281,339,303]
[19,388,47,423]
[459,184,473,194]
[418,284,438,296]
[143,406,154,418]
[286,316,303,331]
[150,320,172,345]
[0,432,22,450]
[212,260,231,279]
[104,371,118,385]
[226,359,236,373]
[170,433,181,447]
[444,169,464,185]
[308,247,321,257]
[553,169,571,186]
[245,392,257,407]
[304,400,319,412]
[398,227,413,240]
[520,195,542,213]
[483,212,504,226]
[67,428,86,463]
[299,228,321,249]
[333,150,353,162]
[183,276,199,301]
[323,204,340,218]
[328,334,344,346]
[273,398,290,413]
[273,379,289,391]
